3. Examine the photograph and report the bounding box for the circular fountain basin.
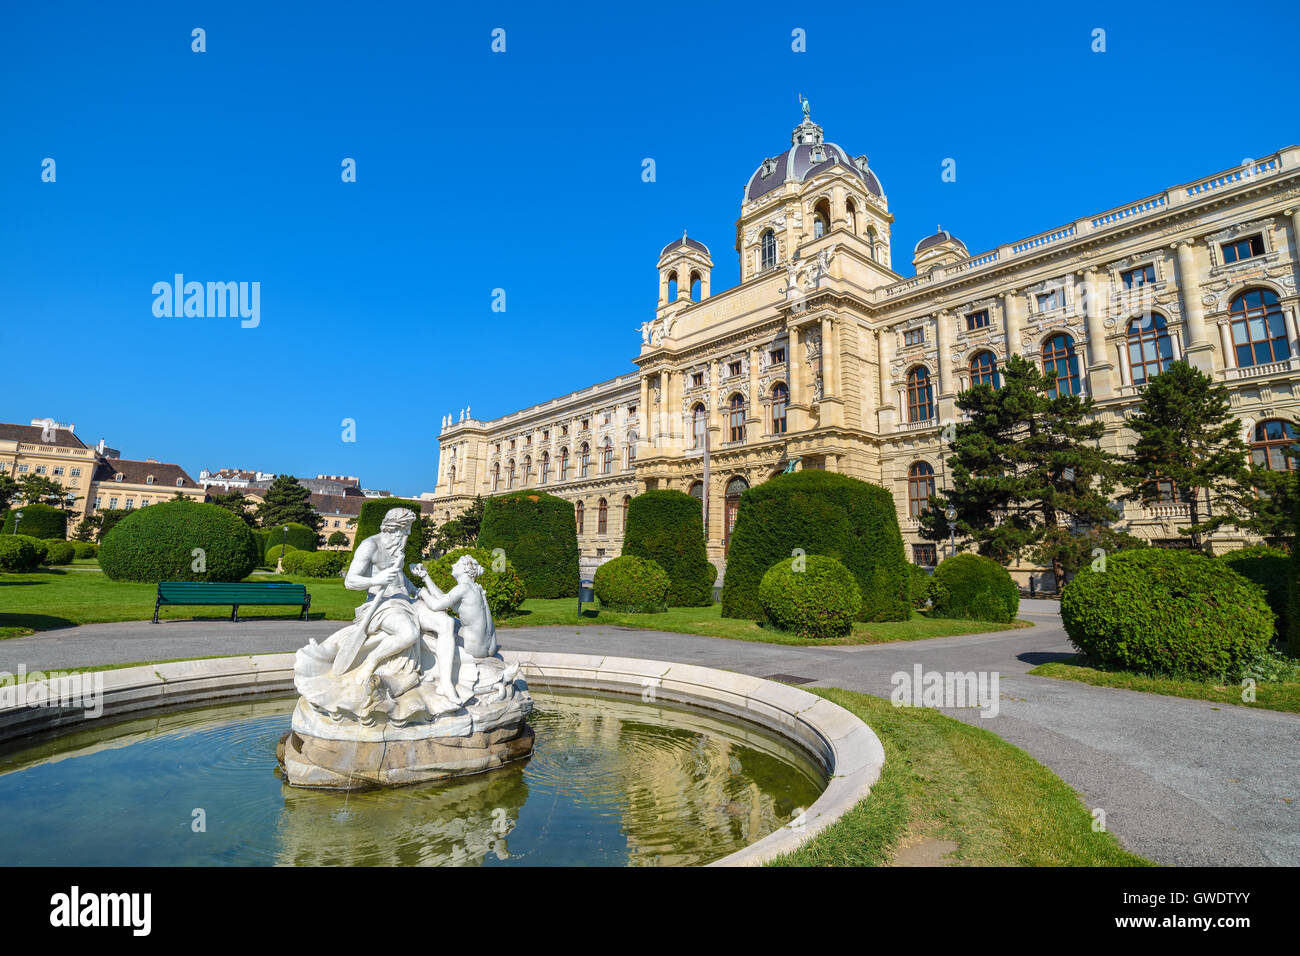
[0,652,885,865]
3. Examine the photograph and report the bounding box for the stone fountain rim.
[0,651,885,868]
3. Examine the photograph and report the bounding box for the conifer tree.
[254,475,323,533]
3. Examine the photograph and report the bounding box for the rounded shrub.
[99,501,260,583]
[261,522,317,553]
[478,492,579,598]
[1062,549,1273,680]
[721,470,909,622]
[266,541,301,565]
[0,535,43,572]
[758,555,862,639]
[2,503,68,540]
[427,546,527,619]
[929,553,1019,623]
[43,539,75,566]
[298,550,348,578]
[72,541,98,559]
[593,555,670,613]
[1219,545,1290,646]
[621,491,713,606]
[279,548,310,574]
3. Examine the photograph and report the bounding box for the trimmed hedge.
[350,498,424,570]
[261,522,317,553]
[0,535,43,572]
[1062,549,1273,680]
[3,503,68,540]
[621,491,713,606]
[97,509,130,541]
[265,541,301,565]
[478,492,579,598]
[43,539,75,565]
[907,563,931,609]
[1219,545,1289,646]
[298,550,349,578]
[758,554,862,639]
[99,501,261,583]
[721,470,910,622]
[279,548,309,574]
[929,553,1019,623]
[427,546,527,618]
[72,541,98,559]
[593,554,670,613]
[1291,490,1300,657]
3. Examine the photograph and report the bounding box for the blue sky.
[3,0,1298,496]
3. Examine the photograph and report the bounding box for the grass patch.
[770,688,1152,867]
[1029,655,1300,714]
[499,598,1029,646]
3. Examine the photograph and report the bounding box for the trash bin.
[577,578,595,614]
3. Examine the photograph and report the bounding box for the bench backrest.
[158,581,308,600]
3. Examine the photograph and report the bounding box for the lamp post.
[945,504,956,559]
[12,509,23,536]
[280,525,289,564]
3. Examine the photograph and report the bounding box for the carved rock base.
[277,722,535,790]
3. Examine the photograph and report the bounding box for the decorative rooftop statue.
[279,507,533,789]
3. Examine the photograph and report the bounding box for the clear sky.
[3,0,1298,496]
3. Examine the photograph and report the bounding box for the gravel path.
[1,599,1295,866]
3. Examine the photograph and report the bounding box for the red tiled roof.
[93,457,198,488]
[0,422,86,449]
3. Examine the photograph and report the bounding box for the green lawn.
[1029,656,1300,714]
[0,567,1028,647]
[770,688,1152,867]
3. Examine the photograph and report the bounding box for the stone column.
[1219,321,1235,368]
[1081,267,1115,398]
[935,310,955,422]
[877,325,897,431]
[638,374,650,455]
[747,346,761,430]
[1174,240,1216,372]
[787,328,807,431]
[1003,290,1024,356]
[820,315,843,426]
[1288,207,1300,261]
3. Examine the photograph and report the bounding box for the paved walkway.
[1,600,1296,867]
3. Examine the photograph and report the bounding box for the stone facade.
[428,109,1300,584]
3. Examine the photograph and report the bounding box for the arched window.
[688,480,704,502]
[507,459,515,489]
[690,271,702,302]
[622,494,631,530]
[1252,420,1297,471]
[667,270,678,301]
[602,439,613,474]
[523,455,531,485]
[771,383,788,434]
[492,462,500,491]
[845,199,858,235]
[812,198,831,239]
[580,442,590,478]
[540,451,550,484]
[1042,334,1081,397]
[1127,313,1174,385]
[448,465,455,485]
[866,227,878,262]
[1230,289,1290,367]
[560,447,569,481]
[907,367,934,422]
[724,476,749,553]
[597,498,608,534]
[969,351,999,388]
[692,404,706,449]
[908,462,935,518]
[625,433,637,469]
[728,394,746,442]
[760,230,777,272]
[576,500,584,534]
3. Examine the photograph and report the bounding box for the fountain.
[279,508,534,789]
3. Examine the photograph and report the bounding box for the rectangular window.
[770,347,786,364]
[692,372,704,387]
[53,466,64,476]
[627,404,636,415]
[35,465,46,475]
[109,497,118,509]
[1222,234,1264,264]
[94,496,102,509]
[542,430,549,440]
[904,328,924,346]
[18,464,28,473]
[139,499,149,507]
[913,544,937,567]
[1121,264,1156,288]
[70,468,81,477]
[581,418,589,430]
[1036,289,1064,311]
[965,310,989,331]
[124,499,134,510]
[727,361,742,377]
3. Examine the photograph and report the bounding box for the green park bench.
[152,581,311,623]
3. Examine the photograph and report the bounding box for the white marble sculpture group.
[279,507,534,789]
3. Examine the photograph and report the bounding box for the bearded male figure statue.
[279,508,533,789]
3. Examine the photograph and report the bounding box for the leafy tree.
[254,475,323,533]
[919,353,1127,591]
[1122,361,1250,551]
[327,530,349,547]
[1240,465,1298,546]
[96,509,130,541]
[431,496,485,555]
[207,489,258,527]
[16,474,69,508]
[72,516,100,541]
[0,474,18,511]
